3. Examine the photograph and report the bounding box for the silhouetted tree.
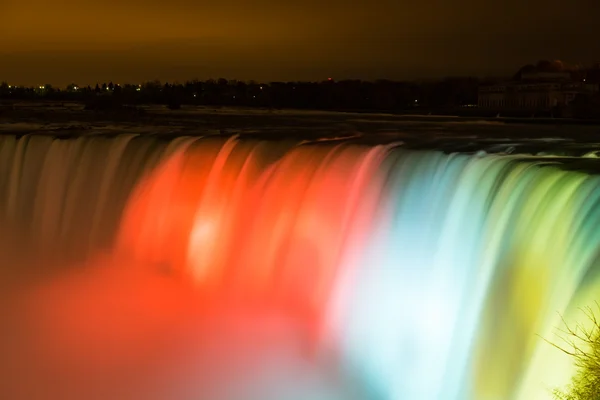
[551,306,600,399]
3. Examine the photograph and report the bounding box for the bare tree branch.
[550,305,600,399]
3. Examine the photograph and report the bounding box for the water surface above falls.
[2,123,600,400]
[2,104,600,149]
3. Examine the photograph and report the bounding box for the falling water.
[2,133,600,399]
[0,134,173,270]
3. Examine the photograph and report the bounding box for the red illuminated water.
[1,135,382,400]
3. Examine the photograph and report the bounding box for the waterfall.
[0,134,173,273]
[2,133,599,399]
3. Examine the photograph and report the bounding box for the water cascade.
[2,133,600,400]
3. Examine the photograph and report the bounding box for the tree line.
[0,78,480,112]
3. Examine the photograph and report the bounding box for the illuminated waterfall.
[3,133,600,399]
[0,134,177,269]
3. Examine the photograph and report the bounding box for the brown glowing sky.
[1,0,599,86]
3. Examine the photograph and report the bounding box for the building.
[478,71,599,112]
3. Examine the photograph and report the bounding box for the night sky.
[1,0,599,86]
